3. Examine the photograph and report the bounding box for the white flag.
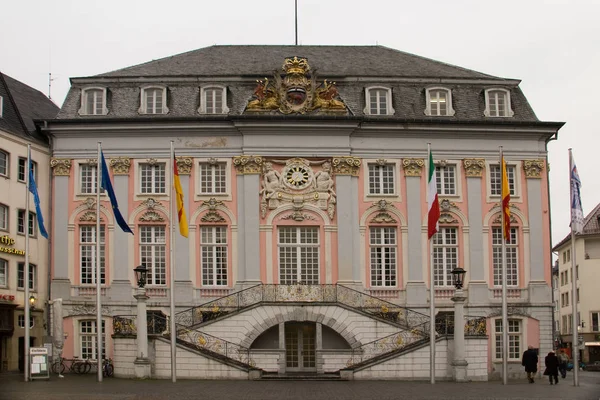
[570,152,584,234]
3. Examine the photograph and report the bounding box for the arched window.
[79,87,108,116]
[199,85,229,114]
[139,86,168,114]
[425,87,455,116]
[484,88,514,117]
[364,87,394,115]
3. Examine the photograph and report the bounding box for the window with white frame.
[199,86,229,114]
[140,87,168,114]
[369,227,397,287]
[199,162,227,194]
[140,226,166,285]
[368,163,395,195]
[79,164,104,194]
[364,87,394,115]
[492,227,518,286]
[0,150,8,177]
[17,209,35,237]
[0,204,7,231]
[18,158,36,183]
[79,225,105,285]
[201,226,228,286]
[592,312,599,332]
[436,164,456,195]
[433,227,458,286]
[17,262,36,290]
[0,258,7,287]
[484,89,514,117]
[278,227,319,284]
[79,88,107,116]
[79,320,106,360]
[562,315,568,334]
[494,319,522,360]
[490,163,516,196]
[425,88,455,116]
[17,315,34,328]
[139,162,166,194]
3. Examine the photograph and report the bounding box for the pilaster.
[523,159,546,283]
[174,158,193,302]
[50,158,72,299]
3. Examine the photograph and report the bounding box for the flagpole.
[569,148,579,386]
[24,144,31,382]
[428,142,435,384]
[500,146,508,385]
[169,141,177,382]
[96,142,103,382]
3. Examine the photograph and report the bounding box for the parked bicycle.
[102,358,114,377]
[51,356,92,374]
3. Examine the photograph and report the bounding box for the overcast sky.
[2,0,597,251]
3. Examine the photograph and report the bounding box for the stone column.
[463,159,487,304]
[316,322,323,374]
[50,159,72,300]
[332,157,361,286]
[233,156,263,287]
[109,157,134,301]
[134,287,151,378]
[278,322,286,374]
[402,158,426,306]
[523,160,549,301]
[174,157,193,303]
[452,288,468,382]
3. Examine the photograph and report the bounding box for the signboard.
[0,235,24,256]
[29,347,49,380]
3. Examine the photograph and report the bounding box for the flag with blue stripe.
[28,160,48,239]
[100,151,133,234]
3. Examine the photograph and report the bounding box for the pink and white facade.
[43,46,563,379]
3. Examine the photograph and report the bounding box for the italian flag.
[427,149,440,239]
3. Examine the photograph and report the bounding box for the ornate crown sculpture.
[246,57,347,115]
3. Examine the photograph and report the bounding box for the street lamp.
[29,295,36,309]
[134,265,148,288]
[451,267,466,290]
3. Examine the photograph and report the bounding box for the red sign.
[0,294,15,301]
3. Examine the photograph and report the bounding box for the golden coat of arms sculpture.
[246,57,347,114]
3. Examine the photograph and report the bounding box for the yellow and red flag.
[501,156,511,241]
[173,158,189,238]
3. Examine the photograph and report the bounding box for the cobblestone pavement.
[1,371,599,400]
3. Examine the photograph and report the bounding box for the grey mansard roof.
[56,45,543,122]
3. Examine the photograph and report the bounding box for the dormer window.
[199,85,229,114]
[364,87,394,115]
[139,86,168,115]
[484,88,514,117]
[79,87,108,116]
[425,88,455,116]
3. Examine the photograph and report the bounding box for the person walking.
[558,350,568,379]
[544,351,560,385]
[522,345,539,383]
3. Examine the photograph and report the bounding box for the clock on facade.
[284,165,312,189]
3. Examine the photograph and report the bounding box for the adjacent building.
[43,46,563,379]
[0,72,58,371]
[553,203,600,364]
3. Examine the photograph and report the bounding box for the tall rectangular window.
[140,226,166,285]
[490,164,516,196]
[487,90,509,117]
[492,227,518,286]
[17,210,36,237]
[0,150,8,177]
[562,315,568,334]
[368,89,389,115]
[369,227,397,287]
[0,204,7,231]
[204,88,224,114]
[433,227,458,286]
[79,226,105,285]
[144,88,164,114]
[436,165,456,195]
[84,89,105,115]
[140,163,166,194]
[592,312,599,332]
[494,319,521,360]
[18,158,36,183]
[428,89,448,116]
[278,227,319,284]
[80,320,106,360]
[17,263,36,290]
[201,226,228,286]
[0,258,7,287]
[368,164,395,195]
[80,164,104,194]
[199,162,226,194]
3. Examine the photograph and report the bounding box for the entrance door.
[285,323,316,371]
[18,337,35,372]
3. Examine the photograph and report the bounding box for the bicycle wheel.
[82,361,92,374]
[52,361,65,375]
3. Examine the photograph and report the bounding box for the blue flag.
[28,161,48,239]
[100,151,133,234]
[570,152,584,234]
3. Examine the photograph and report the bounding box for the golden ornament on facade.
[233,155,263,174]
[402,158,424,177]
[110,157,131,175]
[523,159,545,179]
[50,158,72,176]
[463,158,485,177]
[176,157,193,175]
[332,157,361,176]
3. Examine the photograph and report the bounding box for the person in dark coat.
[544,351,560,384]
[522,345,539,383]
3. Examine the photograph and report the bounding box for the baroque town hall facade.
[43,46,562,380]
